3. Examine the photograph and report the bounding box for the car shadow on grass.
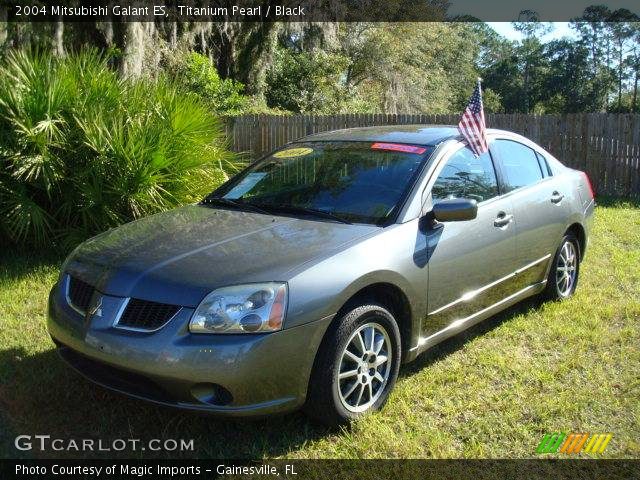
[0,344,334,459]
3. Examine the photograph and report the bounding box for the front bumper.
[47,281,332,416]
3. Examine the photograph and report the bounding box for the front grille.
[68,276,94,313]
[117,298,180,331]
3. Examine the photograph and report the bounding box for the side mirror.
[432,198,478,222]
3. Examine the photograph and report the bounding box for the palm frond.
[0,49,238,248]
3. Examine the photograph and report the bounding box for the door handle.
[551,191,564,204]
[494,212,514,228]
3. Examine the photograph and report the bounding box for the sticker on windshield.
[225,172,267,198]
[371,142,427,154]
[272,147,313,158]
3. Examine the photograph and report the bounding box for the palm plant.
[0,49,237,250]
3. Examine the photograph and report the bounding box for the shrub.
[0,49,237,249]
[171,52,249,115]
[265,48,352,113]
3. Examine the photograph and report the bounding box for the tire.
[304,304,401,426]
[542,233,581,301]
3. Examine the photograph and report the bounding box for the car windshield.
[209,141,432,224]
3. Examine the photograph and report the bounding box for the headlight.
[189,283,287,334]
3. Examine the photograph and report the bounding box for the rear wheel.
[542,233,580,301]
[305,304,401,426]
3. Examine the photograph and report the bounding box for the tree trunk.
[101,20,114,46]
[121,22,146,77]
[618,41,623,110]
[0,7,7,47]
[170,21,177,48]
[234,23,280,97]
[523,61,530,113]
[633,70,639,113]
[215,21,238,80]
[53,20,65,57]
[605,40,611,110]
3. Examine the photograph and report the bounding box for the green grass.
[0,200,638,459]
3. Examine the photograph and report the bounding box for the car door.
[491,139,569,290]
[422,144,519,337]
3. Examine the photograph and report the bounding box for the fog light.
[190,383,233,406]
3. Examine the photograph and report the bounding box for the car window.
[493,140,543,191]
[431,147,499,203]
[536,151,553,177]
[212,141,432,225]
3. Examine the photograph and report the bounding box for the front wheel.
[304,304,401,426]
[542,233,581,301]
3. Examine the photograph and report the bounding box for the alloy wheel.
[556,241,577,297]
[337,322,392,413]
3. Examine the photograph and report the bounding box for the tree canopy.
[2,8,640,114]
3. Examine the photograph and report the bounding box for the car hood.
[64,205,379,307]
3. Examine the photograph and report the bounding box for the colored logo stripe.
[536,433,566,453]
[537,433,612,454]
[583,434,613,454]
[559,433,589,453]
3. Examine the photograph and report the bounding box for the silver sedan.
[48,125,595,425]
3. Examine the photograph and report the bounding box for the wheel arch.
[565,222,586,261]
[333,281,415,355]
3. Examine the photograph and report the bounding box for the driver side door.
[422,144,519,336]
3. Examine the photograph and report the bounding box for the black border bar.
[2,0,639,22]
[2,459,639,480]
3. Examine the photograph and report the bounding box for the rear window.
[214,141,432,224]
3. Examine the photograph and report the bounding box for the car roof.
[297,125,512,146]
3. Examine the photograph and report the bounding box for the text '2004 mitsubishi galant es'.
[48,125,595,425]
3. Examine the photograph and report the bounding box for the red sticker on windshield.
[371,142,427,154]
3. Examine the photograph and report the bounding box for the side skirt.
[405,280,547,362]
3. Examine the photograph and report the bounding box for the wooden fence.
[224,113,640,198]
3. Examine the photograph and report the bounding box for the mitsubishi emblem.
[87,296,103,318]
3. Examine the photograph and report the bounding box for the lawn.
[0,199,638,459]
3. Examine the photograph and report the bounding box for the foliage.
[542,39,609,113]
[0,49,235,249]
[170,52,250,115]
[266,47,352,113]
[481,88,504,113]
[5,16,640,115]
[477,9,640,114]
[343,23,475,113]
[265,23,481,114]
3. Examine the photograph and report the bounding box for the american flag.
[458,79,488,157]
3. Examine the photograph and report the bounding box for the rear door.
[491,139,569,289]
[423,144,518,336]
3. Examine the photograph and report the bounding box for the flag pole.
[477,76,486,125]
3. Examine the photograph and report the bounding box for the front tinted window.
[213,141,431,224]
[431,147,498,203]
[493,140,543,191]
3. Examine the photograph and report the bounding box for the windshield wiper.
[201,197,271,215]
[256,203,352,224]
